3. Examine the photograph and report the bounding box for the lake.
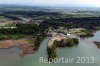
[0,31,100,66]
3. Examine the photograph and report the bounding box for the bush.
[0,34,9,40]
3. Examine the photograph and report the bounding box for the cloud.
[0,0,100,7]
[33,0,100,7]
[33,0,99,4]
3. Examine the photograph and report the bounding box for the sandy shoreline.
[0,38,36,56]
[0,38,29,48]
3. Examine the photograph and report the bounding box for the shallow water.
[0,31,100,66]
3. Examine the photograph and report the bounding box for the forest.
[43,17,100,30]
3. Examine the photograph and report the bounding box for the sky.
[0,0,100,7]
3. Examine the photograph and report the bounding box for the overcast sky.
[0,0,100,7]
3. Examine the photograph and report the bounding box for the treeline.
[0,24,38,34]
[43,17,100,30]
[0,11,61,19]
[79,30,94,38]
[0,15,22,20]
[0,23,48,35]
[54,38,79,47]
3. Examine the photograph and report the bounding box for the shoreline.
[93,41,100,49]
[47,32,79,61]
[0,39,37,56]
[47,32,66,48]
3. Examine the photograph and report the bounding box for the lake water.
[0,31,100,66]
